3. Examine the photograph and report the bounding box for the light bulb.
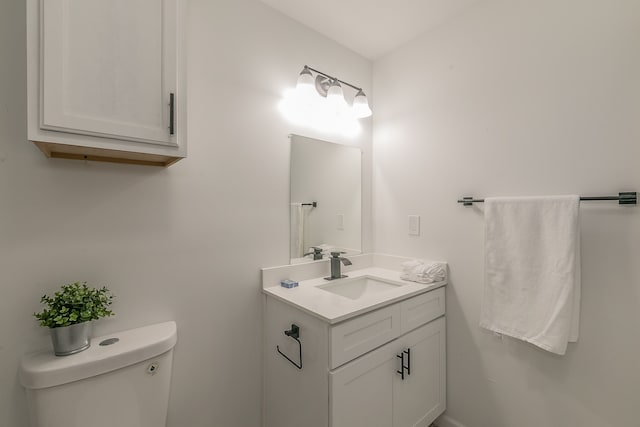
[296,66,314,88]
[295,66,316,101]
[352,90,372,118]
[326,80,347,110]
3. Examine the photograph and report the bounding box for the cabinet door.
[330,342,397,427]
[40,0,177,146]
[393,317,446,427]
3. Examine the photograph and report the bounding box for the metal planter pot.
[49,321,93,356]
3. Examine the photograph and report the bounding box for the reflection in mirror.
[290,135,362,264]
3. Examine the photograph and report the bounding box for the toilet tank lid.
[20,321,177,390]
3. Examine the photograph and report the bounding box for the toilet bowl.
[20,321,177,427]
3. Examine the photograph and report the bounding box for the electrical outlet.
[336,214,344,230]
[408,215,420,236]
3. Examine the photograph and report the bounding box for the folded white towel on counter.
[400,260,447,284]
[480,195,581,356]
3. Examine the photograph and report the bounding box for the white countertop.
[263,267,446,324]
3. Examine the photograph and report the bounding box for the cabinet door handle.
[169,93,175,135]
[396,348,411,380]
[404,348,411,376]
[396,352,405,380]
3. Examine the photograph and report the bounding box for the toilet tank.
[20,321,178,427]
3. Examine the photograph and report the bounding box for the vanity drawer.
[328,287,446,369]
[330,304,402,369]
[400,286,445,333]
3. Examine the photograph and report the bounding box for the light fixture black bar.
[305,65,362,92]
[457,192,637,206]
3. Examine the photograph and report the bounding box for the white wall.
[0,1,372,426]
[373,0,640,426]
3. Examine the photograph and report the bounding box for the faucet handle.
[330,251,346,257]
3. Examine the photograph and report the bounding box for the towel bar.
[457,192,636,206]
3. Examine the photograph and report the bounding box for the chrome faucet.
[324,252,352,280]
[303,247,324,260]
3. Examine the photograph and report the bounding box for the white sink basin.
[317,277,404,300]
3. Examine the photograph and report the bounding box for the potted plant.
[34,282,114,356]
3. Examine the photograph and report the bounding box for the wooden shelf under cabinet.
[33,141,182,168]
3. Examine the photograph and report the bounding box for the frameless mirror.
[290,135,362,264]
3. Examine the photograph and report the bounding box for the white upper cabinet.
[41,0,177,144]
[27,0,186,167]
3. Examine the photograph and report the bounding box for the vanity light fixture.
[295,65,372,118]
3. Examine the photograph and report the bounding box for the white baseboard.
[435,414,468,427]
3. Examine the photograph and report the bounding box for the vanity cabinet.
[264,287,446,427]
[331,318,445,427]
[27,0,187,166]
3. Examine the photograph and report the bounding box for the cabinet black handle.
[169,92,175,135]
[396,348,411,380]
[405,348,411,376]
[396,352,405,380]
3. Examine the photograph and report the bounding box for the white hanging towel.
[290,203,305,258]
[479,195,581,355]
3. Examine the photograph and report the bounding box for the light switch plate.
[336,214,345,230]
[408,215,420,236]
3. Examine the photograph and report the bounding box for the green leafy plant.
[34,282,114,328]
